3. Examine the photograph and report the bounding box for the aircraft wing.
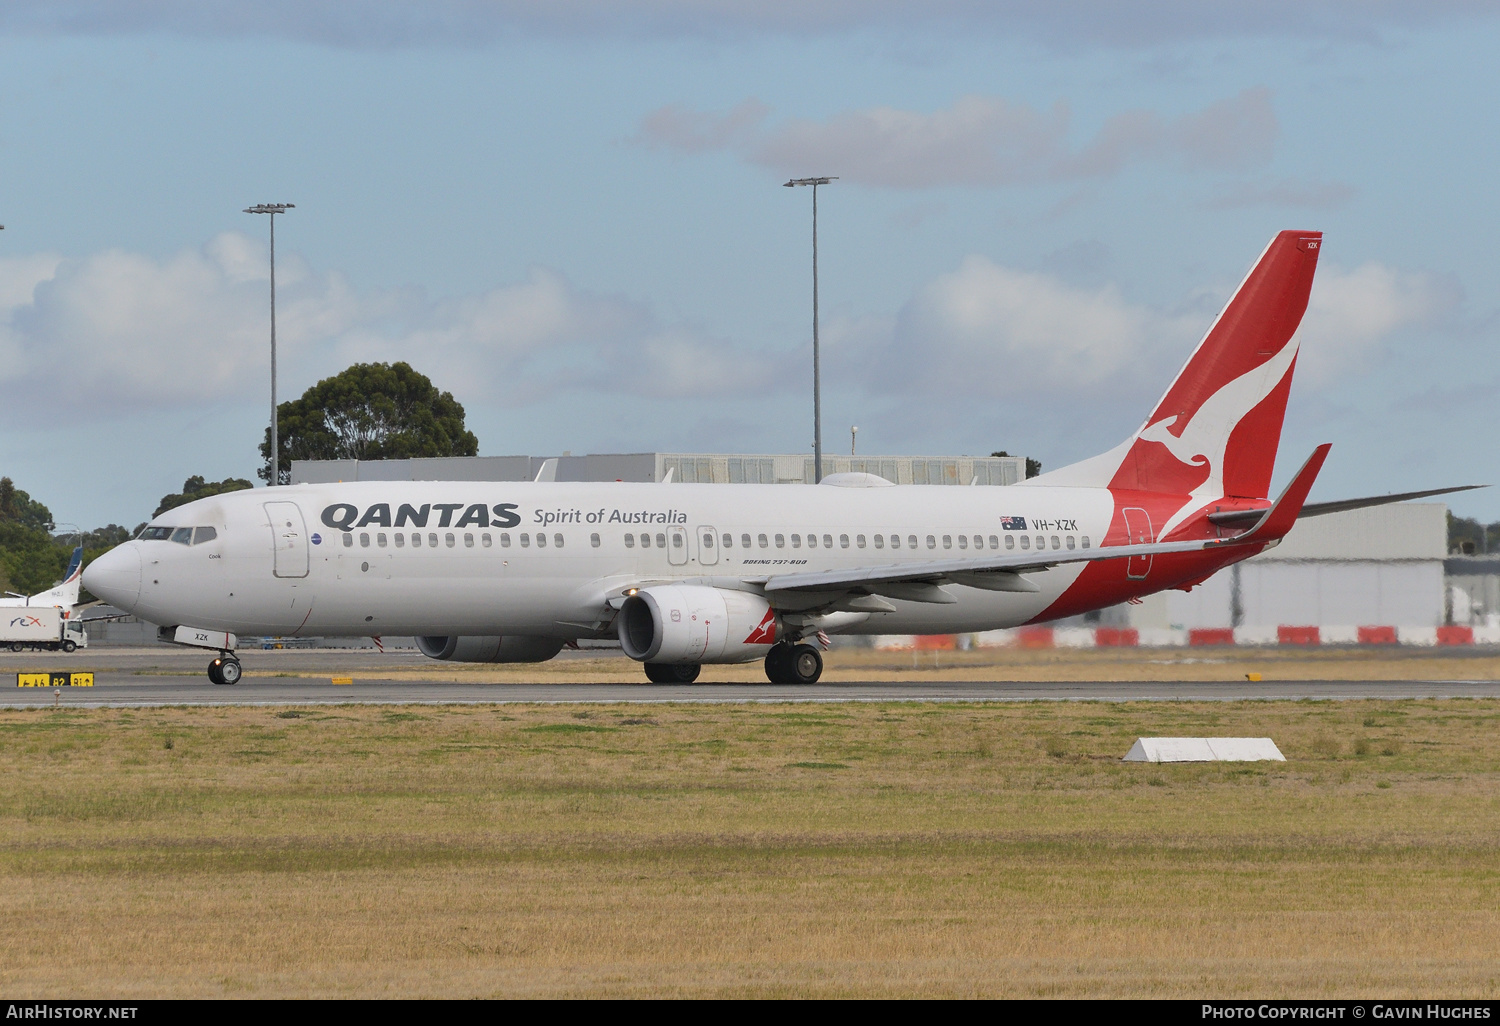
[758,445,1331,600]
[755,536,1224,599]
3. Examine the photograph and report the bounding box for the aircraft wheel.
[9,643,21,653]
[62,640,77,654]
[764,644,793,684]
[789,644,824,685]
[218,658,243,685]
[207,660,224,685]
[644,662,700,684]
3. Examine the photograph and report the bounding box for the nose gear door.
[265,501,310,578]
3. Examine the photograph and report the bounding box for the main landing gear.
[643,662,701,684]
[764,643,823,685]
[208,653,242,685]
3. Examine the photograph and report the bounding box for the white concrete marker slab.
[1123,737,1285,763]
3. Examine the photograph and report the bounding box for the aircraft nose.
[82,543,141,611]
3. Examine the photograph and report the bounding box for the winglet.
[1214,443,1331,546]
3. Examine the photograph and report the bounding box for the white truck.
[2,607,88,653]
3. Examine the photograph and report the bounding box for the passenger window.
[1082,536,1091,549]
[483,534,493,548]
[874,535,884,549]
[908,535,918,549]
[840,534,849,548]
[791,534,801,548]
[856,535,866,548]
[171,527,193,545]
[758,534,768,548]
[464,533,474,548]
[192,527,217,545]
[343,533,353,548]
[656,533,666,548]
[500,533,511,547]
[378,533,388,547]
[520,533,531,548]
[1051,536,1060,550]
[775,534,785,548]
[641,534,651,548]
[536,533,547,548]
[625,533,635,548]
[806,534,816,548]
[890,535,900,549]
[360,533,370,548]
[823,534,833,548]
[1020,536,1030,550]
[555,534,564,548]
[957,536,967,549]
[394,533,406,548]
[1004,535,1013,550]
[942,535,952,549]
[446,533,457,548]
[591,533,600,548]
[703,532,715,548]
[411,533,421,548]
[742,534,752,548]
[926,535,936,549]
[1035,536,1044,549]
[1066,536,1075,550]
[721,533,731,548]
[671,534,681,548]
[428,533,438,548]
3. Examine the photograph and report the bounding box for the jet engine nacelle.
[617,584,777,664]
[415,635,564,663]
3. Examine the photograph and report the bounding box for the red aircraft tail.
[1035,230,1322,502]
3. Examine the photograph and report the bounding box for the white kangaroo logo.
[1135,336,1300,539]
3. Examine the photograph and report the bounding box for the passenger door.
[265,501,310,578]
[667,525,689,566]
[1122,507,1153,580]
[697,525,719,566]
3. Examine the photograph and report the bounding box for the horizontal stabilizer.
[1208,483,1486,528]
[1208,444,1329,545]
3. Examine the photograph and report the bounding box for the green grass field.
[2,699,1498,997]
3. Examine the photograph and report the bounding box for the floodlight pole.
[784,177,836,483]
[244,203,294,485]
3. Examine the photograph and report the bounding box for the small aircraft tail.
[1031,230,1323,501]
[26,546,84,608]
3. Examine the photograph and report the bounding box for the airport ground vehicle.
[83,230,1475,685]
[2,607,88,652]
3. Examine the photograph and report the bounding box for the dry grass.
[2,699,1499,997]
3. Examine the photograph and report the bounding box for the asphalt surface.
[3,647,1500,706]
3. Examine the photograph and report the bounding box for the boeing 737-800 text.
[82,231,1475,685]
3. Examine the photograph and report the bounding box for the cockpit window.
[193,527,217,545]
[139,526,173,541]
[170,528,193,545]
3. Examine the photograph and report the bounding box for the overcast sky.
[2,2,1498,528]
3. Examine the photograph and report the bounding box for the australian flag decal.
[1000,516,1027,531]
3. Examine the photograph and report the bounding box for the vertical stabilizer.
[1030,230,1322,503]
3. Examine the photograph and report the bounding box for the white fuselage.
[84,480,1120,638]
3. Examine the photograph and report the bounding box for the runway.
[3,647,1500,706]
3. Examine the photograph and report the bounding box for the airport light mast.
[784,177,836,483]
[244,203,294,485]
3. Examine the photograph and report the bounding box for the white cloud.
[1296,263,1460,385]
[0,234,777,419]
[636,89,1277,189]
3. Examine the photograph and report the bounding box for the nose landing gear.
[208,654,242,685]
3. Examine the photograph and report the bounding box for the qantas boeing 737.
[83,231,1475,685]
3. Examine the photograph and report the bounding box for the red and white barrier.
[875,624,1500,650]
